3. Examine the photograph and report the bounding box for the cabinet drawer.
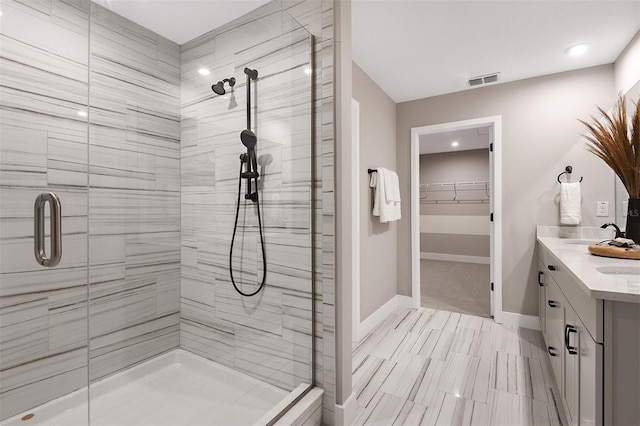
[545,251,603,342]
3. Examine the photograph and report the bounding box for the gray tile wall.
[84,3,180,380]
[179,1,315,391]
[86,3,182,382]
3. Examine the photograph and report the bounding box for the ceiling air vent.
[468,72,500,87]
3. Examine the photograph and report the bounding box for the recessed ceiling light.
[77,111,87,117]
[198,68,210,76]
[451,141,459,147]
[566,44,589,57]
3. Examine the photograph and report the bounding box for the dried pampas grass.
[579,95,640,198]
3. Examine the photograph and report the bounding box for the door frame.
[410,116,503,321]
[351,98,361,340]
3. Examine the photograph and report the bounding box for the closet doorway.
[410,117,503,320]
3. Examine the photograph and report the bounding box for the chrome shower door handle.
[34,192,62,267]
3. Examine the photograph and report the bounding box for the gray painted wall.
[397,65,616,316]
[614,30,640,95]
[352,62,398,321]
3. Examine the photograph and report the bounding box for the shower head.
[211,77,236,96]
[240,129,257,149]
[212,81,226,95]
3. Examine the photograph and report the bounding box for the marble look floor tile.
[354,391,406,426]
[353,307,564,426]
[396,400,428,425]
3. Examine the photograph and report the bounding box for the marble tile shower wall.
[0,0,181,419]
[86,3,181,382]
[179,2,315,392]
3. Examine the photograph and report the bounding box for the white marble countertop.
[537,227,640,303]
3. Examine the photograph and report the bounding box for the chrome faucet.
[600,223,624,239]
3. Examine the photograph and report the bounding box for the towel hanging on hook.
[557,165,583,183]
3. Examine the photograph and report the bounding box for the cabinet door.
[538,259,546,336]
[577,317,603,426]
[564,308,579,426]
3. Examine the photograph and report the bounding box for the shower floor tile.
[2,349,289,426]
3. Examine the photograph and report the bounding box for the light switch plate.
[597,201,609,217]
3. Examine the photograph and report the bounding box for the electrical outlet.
[596,201,609,217]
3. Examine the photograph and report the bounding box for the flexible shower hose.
[229,161,267,296]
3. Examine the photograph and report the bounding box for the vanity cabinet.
[538,247,603,426]
[537,233,640,426]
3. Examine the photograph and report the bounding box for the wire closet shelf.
[420,181,490,203]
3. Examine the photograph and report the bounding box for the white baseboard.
[334,391,357,426]
[497,311,540,330]
[354,295,413,342]
[355,296,399,342]
[420,252,490,264]
[396,295,415,308]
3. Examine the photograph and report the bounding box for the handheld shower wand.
[229,67,266,297]
[239,68,259,201]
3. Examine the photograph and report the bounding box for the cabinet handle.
[547,265,556,271]
[564,324,578,355]
[547,300,558,308]
[538,271,544,286]
[547,346,558,357]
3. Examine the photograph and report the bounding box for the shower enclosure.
[0,0,315,424]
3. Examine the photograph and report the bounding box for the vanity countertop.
[537,233,640,304]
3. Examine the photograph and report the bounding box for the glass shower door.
[0,0,90,424]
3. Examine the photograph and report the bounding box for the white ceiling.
[89,1,640,102]
[91,0,272,45]
[352,0,640,102]
[420,127,490,155]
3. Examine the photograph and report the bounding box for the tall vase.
[627,198,640,243]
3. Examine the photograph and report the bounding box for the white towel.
[370,167,401,223]
[560,182,581,225]
[385,169,401,203]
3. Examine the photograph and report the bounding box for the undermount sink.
[596,266,640,276]
[561,239,603,245]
